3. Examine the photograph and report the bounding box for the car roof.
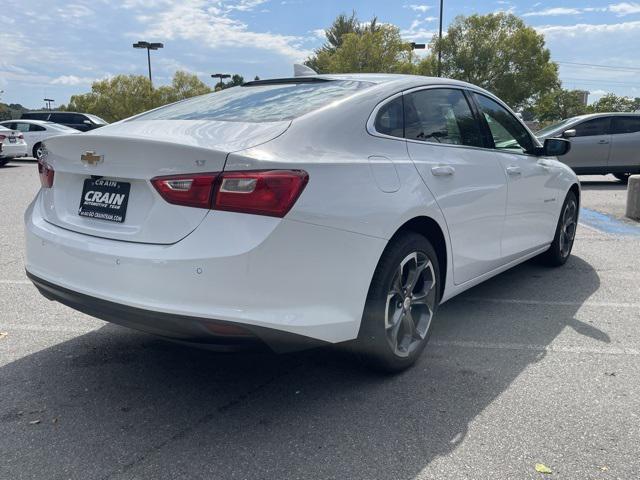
[567,112,640,122]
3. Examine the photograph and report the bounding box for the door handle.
[431,165,455,176]
[506,166,522,176]
[597,140,609,144]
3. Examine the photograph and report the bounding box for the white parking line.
[459,296,640,309]
[430,340,640,356]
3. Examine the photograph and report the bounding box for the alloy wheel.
[559,199,577,258]
[385,251,437,357]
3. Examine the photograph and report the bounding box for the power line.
[561,77,640,87]
[557,61,640,73]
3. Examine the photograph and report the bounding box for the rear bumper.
[0,142,28,158]
[27,271,323,352]
[25,193,386,346]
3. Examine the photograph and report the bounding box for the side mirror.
[541,138,571,157]
[562,129,577,138]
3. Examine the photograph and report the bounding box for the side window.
[611,116,640,135]
[573,118,610,137]
[473,93,534,153]
[2,122,17,130]
[404,88,484,147]
[374,96,404,138]
[14,122,31,133]
[29,124,46,132]
[51,113,82,124]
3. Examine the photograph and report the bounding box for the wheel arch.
[389,216,448,297]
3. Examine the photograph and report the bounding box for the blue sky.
[2,0,640,109]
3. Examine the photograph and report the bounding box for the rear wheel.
[613,173,630,183]
[539,190,578,267]
[357,232,440,372]
[33,143,44,160]
[0,158,9,168]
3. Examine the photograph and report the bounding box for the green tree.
[217,74,245,91]
[588,93,640,113]
[309,23,413,74]
[63,71,212,122]
[533,89,589,122]
[420,13,559,109]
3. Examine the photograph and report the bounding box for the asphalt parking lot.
[1,160,639,480]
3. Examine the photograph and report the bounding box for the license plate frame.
[78,178,130,223]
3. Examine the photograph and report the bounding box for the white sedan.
[0,119,80,159]
[0,125,28,166]
[24,74,578,371]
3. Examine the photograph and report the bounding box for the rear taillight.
[151,173,218,209]
[17,134,24,140]
[37,159,54,188]
[0,135,6,141]
[151,170,308,218]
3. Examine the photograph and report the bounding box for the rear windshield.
[131,80,373,123]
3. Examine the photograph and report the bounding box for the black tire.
[356,232,441,373]
[539,190,578,267]
[33,143,43,160]
[613,173,630,183]
[0,158,9,168]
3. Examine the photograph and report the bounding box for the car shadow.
[0,256,602,479]
[579,179,627,192]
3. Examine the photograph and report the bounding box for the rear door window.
[611,116,640,135]
[573,117,611,137]
[403,88,484,147]
[13,122,31,133]
[132,80,373,123]
[29,124,46,132]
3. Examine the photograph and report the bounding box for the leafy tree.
[62,71,212,122]
[306,12,396,73]
[309,23,413,74]
[533,89,589,122]
[588,93,640,113]
[217,74,245,91]
[419,13,559,109]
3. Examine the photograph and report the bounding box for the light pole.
[133,41,164,88]
[211,73,231,89]
[44,98,55,110]
[437,0,444,77]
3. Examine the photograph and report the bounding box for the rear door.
[403,87,508,285]
[609,116,640,171]
[562,117,612,171]
[471,92,558,258]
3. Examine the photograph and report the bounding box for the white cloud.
[51,75,95,86]
[129,0,311,61]
[609,2,640,15]
[407,4,431,13]
[523,7,582,17]
[537,19,640,36]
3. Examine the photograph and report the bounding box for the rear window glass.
[132,80,373,123]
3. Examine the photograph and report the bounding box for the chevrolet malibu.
[25,74,578,371]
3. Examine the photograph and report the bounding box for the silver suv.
[537,113,640,182]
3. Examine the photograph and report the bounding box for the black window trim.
[367,84,541,156]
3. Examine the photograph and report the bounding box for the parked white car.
[0,126,28,166]
[25,74,578,371]
[0,119,80,159]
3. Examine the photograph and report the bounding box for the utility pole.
[133,41,164,88]
[437,0,444,77]
[211,73,231,90]
[44,98,55,110]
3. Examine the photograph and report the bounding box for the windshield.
[536,117,578,136]
[131,80,373,123]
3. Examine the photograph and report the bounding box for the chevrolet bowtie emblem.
[81,151,103,165]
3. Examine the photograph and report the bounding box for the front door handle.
[431,165,455,176]
[506,166,522,176]
[598,140,609,144]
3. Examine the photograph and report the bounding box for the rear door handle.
[431,165,455,176]
[506,166,522,176]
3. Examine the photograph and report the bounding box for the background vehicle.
[537,113,640,182]
[0,125,28,167]
[25,74,578,371]
[0,120,80,159]
[21,111,108,132]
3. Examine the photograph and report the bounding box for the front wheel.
[356,232,440,372]
[539,190,578,267]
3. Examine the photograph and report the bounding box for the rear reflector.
[37,159,54,188]
[151,170,308,218]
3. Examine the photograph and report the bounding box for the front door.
[403,87,508,285]
[562,117,612,171]
[471,93,557,259]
